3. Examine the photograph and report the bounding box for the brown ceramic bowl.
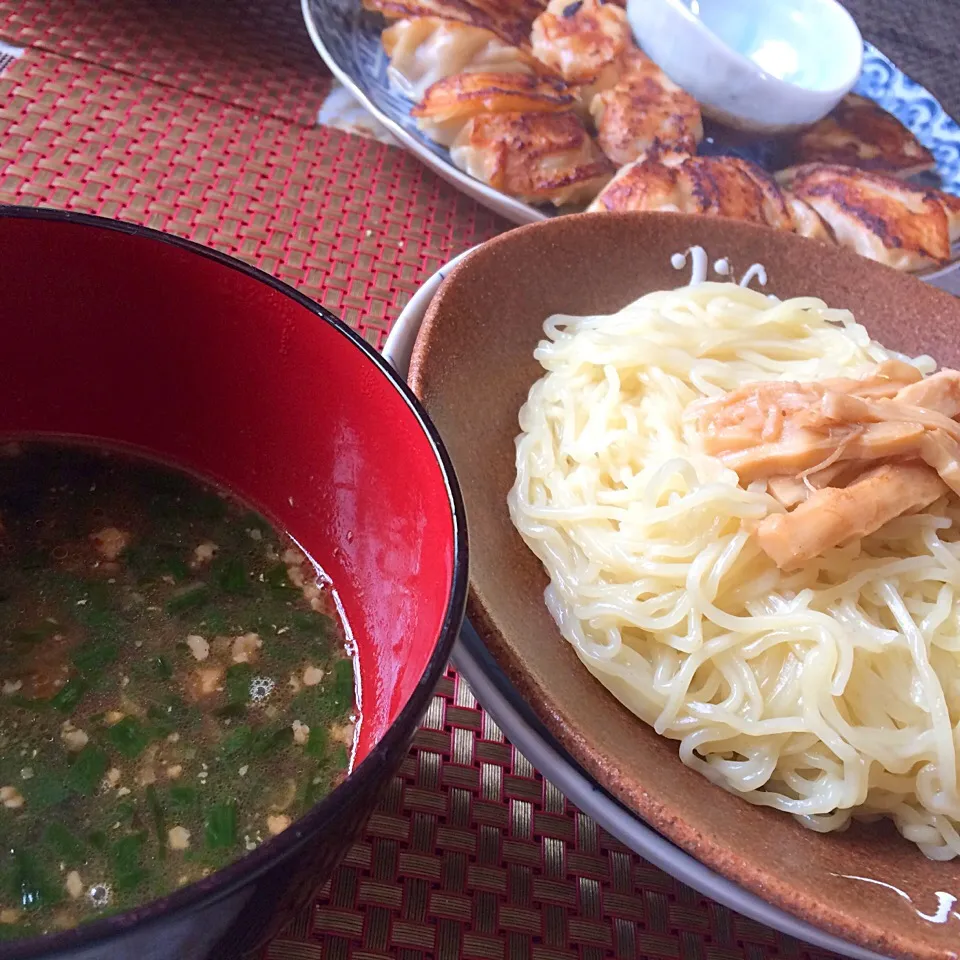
[408,212,960,960]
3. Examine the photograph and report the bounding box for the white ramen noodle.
[506,279,960,860]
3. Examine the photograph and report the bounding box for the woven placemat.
[264,666,835,960]
[0,0,332,124]
[0,48,504,347]
[0,24,847,960]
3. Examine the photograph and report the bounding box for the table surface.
[0,2,952,958]
[843,0,960,122]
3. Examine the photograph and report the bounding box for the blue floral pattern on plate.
[855,46,960,193]
[303,0,960,219]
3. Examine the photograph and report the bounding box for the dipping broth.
[0,444,356,938]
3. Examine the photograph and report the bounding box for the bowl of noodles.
[407,212,960,960]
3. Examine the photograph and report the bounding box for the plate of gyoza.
[302,0,960,277]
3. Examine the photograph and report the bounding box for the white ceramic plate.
[382,250,891,960]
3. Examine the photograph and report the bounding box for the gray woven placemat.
[844,0,960,120]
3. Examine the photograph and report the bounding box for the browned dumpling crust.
[412,70,575,145]
[364,0,544,47]
[590,53,703,165]
[587,150,840,244]
[784,93,936,178]
[530,0,632,97]
[588,151,797,231]
[371,0,954,248]
[468,0,549,37]
[784,162,960,271]
[382,18,545,101]
[450,110,614,206]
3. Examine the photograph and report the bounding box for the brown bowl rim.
[409,211,960,960]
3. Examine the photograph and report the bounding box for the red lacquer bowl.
[0,206,466,960]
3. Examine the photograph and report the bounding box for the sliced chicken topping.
[756,463,947,571]
[691,363,960,568]
[696,380,828,455]
[895,369,960,417]
[721,421,926,484]
[819,392,960,442]
[694,360,924,463]
[819,358,923,399]
[766,462,862,509]
[919,430,960,496]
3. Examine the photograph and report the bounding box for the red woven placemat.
[0,0,331,124]
[0,30,843,960]
[0,49,504,347]
[265,666,837,960]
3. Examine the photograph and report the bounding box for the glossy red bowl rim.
[0,205,468,960]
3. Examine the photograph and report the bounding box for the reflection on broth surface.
[0,443,356,938]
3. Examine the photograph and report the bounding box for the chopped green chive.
[251,723,291,756]
[221,725,253,757]
[75,606,121,639]
[23,771,69,810]
[165,583,211,615]
[10,848,61,912]
[145,785,167,860]
[327,658,354,714]
[213,701,246,719]
[204,802,237,849]
[66,745,109,796]
[43,823,86,864]
[72,640,120,673]
[264,564,292,591]
[49,678,88,713]
[305,726,328,759]
[109,833,148,892]
[160,551,190,582]
[169,785,199,811]
[224,663,253,704]
[106,717,152,759]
